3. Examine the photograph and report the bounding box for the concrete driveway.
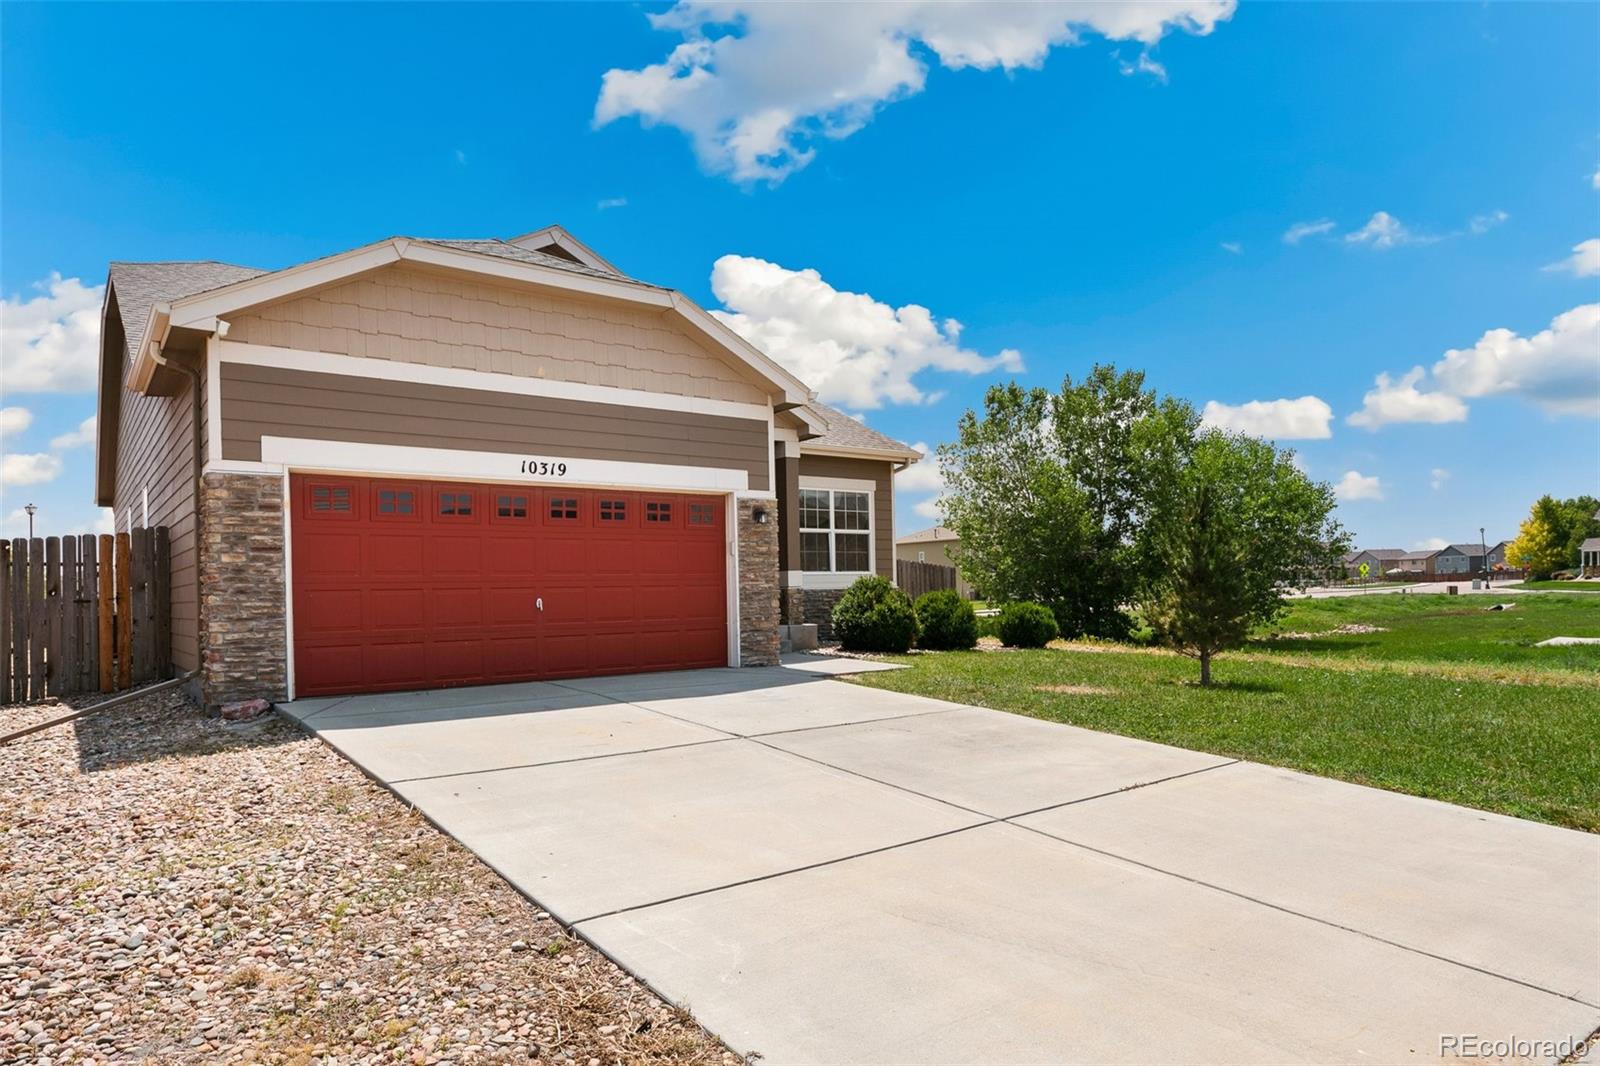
[281,667,1600,1065]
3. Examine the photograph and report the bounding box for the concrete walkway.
[280,667,1600,1065]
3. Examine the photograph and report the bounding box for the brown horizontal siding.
[226,264,770,405]
[220,363,770,492]
[796,454,895,577]
[112,365,201,672]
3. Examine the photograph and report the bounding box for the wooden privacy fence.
[896,559,974,601]
[1,528,171,703]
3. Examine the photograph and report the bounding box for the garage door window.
[307,482,355,519]
[645,500,674,524]
[374,487,417,518]
[494,494,529,520]
[599,498,628,523]
[688,501,716,526]
[438,491,475,518]
[546,496,579,523]
[799,488,872,574]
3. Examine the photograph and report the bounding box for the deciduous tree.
[1141,431,1346,685]
[937,366,1195,638]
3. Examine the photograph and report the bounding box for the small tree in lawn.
[1142,431,1347,686]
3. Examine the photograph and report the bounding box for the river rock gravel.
[1,688,738,1065]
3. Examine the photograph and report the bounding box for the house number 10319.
[520,459,570,477]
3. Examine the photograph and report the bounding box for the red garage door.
[289,475,728,696]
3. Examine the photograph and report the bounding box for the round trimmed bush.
[914,589,979,650]
[997,601,1059,648]
[832,575,919,653]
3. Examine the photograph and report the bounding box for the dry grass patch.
[1033,684,1115,696]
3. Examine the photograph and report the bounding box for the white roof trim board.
[506,224,623,274]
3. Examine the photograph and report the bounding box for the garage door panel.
[298,531,363,576]
[430,639,486,683]
[292,476,729,696]
[364,642,429,688]
[431,587,486,629]
[295,587,366,634]
[368,533,425,577]
[484,538,537,576]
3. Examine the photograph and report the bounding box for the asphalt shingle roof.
[108,260,268,359]
[800,400,919,458]
[422,239,649,285]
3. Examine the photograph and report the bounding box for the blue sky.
[2,1,1597,549]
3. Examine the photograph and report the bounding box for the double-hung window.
[799,488,872,573]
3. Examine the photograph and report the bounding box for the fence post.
[61,536,81,696]
[115,532,133,691]
[28,539,46,701]
[152,527,172,676]
[8,539,24,702]
[98,534,115,693]
[82,535,99,697]
[0,541,11,704]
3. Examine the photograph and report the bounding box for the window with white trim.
[799,488,872,573]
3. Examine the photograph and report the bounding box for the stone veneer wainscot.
[198,472,288,708]
[736,498,781,667]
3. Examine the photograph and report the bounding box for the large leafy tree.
[1505,495,1592,577]
[937,365,1196,638]
[1140,431,1347,685]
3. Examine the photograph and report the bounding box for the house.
[1581,537,1600,577]
[94,226,921,706]
[897,526,960,567]
[1393,549,1440,577]
[1435,542,1505,575]
[1343,548,1407,579]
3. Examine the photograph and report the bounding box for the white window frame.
[798,476,875,590]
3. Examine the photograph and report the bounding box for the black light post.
[1480,526,1488,588]
[24,503,37,539]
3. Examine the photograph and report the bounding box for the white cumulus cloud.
[1430,303,1600,417]
[595,1,1234,183]
[1347,367,1469,430]
[49,414,96,450]
[709,254,1023,409]
[913,496,943,520]
[1545,238,1600,278]
[895,442,947,493]
[1,274,103,395]
[0,451,64,487]
[1335,470,1383,502]
[1430,467,1449,490]
[1344,211,1431,249]
[1412,536,1449,551]
[1283,219,1335,245]
[1200,395,1332,439]
[0,406,32,437]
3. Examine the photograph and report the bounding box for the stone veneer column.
[736,497,781,667]
[199,472,288,708]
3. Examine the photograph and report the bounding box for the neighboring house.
[1435,542,1505,575]
[1393,549,1440,577]
[94,226,920,706]
[897,526,960,567]
[1344,548,1406,579]
[1581,537,1600,578]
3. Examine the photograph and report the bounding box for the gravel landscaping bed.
[1,689,737,1064]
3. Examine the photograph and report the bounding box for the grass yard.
[1514,579,1600,592]
[850,593,1600,832]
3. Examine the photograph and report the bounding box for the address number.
[520,459,569,477]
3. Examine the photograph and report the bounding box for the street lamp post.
[1480,526,1488,588]
[24,503,37,539]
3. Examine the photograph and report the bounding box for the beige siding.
[901,539,956,567]
[796,454,895,577]
[226,264,770,405]
[112,362,202,672]
[220,363,770,492]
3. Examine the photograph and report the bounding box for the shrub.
[831,576,919,653]
[914,590,979,650]
[997,601,1059,648]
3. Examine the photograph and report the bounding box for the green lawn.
[849,593,1600,832]
[1513,580,1600,592]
